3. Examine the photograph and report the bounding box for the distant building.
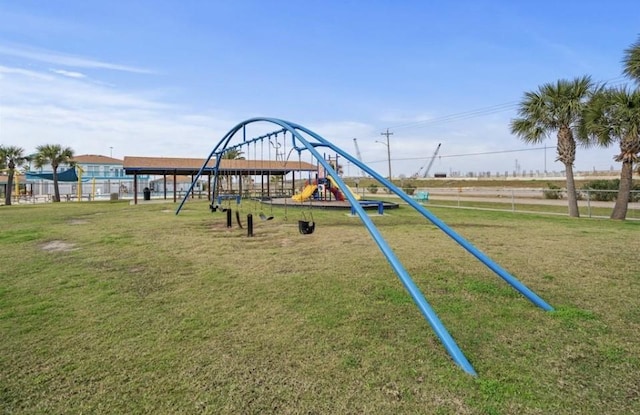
[72,154,149,196]
[0,173,37,202]
[26,154,149,199]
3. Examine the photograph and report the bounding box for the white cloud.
[0,43,153,74]
[0,64,233,159]
[50,68,86,79]
[0,63,619,178]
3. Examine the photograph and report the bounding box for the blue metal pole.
[288,128,478,376]
[175,127,237,214]
[178,117,554,376]
[295,126,553,312]
[195,118,478,374]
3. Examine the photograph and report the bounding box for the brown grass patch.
[40,240,77,252]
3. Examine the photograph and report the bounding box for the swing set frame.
[176,117,554,377]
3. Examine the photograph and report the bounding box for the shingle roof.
[73,155,123,164]
[123,156,316,176]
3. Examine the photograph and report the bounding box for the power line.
[382,76,632,132]
[388,102,518,131]
[361,76,632,173]
[365,146,553,164]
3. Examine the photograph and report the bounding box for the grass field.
[1,200,639,414]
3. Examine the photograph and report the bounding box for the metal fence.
[391,187,640,220]
[4,181,640,220]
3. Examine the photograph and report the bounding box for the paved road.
[358,187,640,214]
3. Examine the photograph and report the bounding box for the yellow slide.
[292,184,317,202]
[327,177,361,200]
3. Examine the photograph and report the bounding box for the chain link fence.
[377,187,640,220]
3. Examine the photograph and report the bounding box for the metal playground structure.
[176,117,554,376]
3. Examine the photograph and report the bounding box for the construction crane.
[413,143,442,178]
[353,138,366,177]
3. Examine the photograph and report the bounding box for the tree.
[0,145,29,206]
[622,35,640,84]
[510,76,594,217]
[222,148,244,160]
[623,34,640,177]
[0,147,5,202]
[580,89,640,220]
[221,148,244,192]
[32,144,75,203]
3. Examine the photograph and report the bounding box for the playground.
[2,119,639,413]
[1,200,638,414]
[178,118,561,376]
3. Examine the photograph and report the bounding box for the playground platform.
[266,197,400,211]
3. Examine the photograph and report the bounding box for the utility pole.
[379,128,393,180]
[353,138,366,177]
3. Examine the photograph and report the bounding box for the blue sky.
[1,0,638,177]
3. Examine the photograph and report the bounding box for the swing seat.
[298,220,315,234]
[235,210,243,229]
[259,213,274,221]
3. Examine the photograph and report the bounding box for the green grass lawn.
[1,200,639,414]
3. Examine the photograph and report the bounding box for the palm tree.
[579,87,640,220]
[0,147,5,203]
[623,35,640,178]
[32,144,75,203]
[221,148,245,192]
[0,145,29,206]
[510,76,594,217]
[222,148,244,160]
[622,35,640,84]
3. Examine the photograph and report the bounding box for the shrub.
[404,183,416,195]
[368,184,379,194]
[543,183,563,199]
[581,179,640,202]
[582,180,618,201]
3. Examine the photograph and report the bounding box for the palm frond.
[622,35,640,84]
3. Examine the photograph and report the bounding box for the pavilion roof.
[123,156,316,176]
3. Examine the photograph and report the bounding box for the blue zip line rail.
[176,118,554,376]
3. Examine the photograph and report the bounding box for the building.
[123,156,317,204]
[0,173,38,204]
[72,155,148,197]
[18,154,315,203]
[26,155,147,200]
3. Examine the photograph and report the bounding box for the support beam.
[267,172,270,197]
[163,174,167,200]
[173,171,177,203]
[133,173,138,205]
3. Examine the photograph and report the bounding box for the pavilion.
[123,156,317,204]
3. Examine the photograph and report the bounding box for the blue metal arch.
[176,118,554,376]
